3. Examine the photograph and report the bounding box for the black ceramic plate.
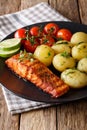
[0,21,87,103]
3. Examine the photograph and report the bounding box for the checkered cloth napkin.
[0,2,69,114]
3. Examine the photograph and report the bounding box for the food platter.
[0,21,87,103]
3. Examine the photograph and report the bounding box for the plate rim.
[0,21,87,103]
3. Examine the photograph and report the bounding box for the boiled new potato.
[52,52,76,72]
[52,40,72,54]
[34,45,54,66]
[72,42,87,60]
[61,69,87,88]
[70,32,87,45]
[77,58,87,73]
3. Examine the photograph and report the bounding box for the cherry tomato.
[44,23,60,36]
[14,28,26,38]
[30,26,44,37]
[40,35,55,47]
[14,28,27,45]
[56,28,72,41]
[30,26,40,36]
[24,37,39,53]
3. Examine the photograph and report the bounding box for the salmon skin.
[5,51,69,98]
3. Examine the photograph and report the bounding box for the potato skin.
[61,69,87,88]
[52,53,76,72]
[52,40,72,54]
[34,45,54,66]
[77,58,87,73]
[70,32,87,45]
[72,42,87,60]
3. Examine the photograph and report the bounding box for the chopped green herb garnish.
[66,71,75,75]
[48,52,51,56]
[61,52,70,58]
[45,52,51,58]
[18,50,34,62]
[76,42,84,45]
[57,38,63,41]
[43,39,48,44]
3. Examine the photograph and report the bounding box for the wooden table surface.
[0,0,87,130]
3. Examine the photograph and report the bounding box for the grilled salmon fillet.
[5,51,69,98]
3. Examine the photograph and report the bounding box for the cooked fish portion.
[5,51,69,98]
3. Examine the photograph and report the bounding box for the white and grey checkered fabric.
[0,2,69,114]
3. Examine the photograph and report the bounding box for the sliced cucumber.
[0,38,21,51]
[0,47,20,58]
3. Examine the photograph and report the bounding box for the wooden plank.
[48,0,57,9]
[20,107,57,130]
[0,0,21,15]
[78,0,87,24]
[0,86,19,130]
[57,101,87,130]
[56,0,80,22]
[21,0,48,9]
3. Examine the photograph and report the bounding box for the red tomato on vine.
[24,36,40,53]
[14,28,26,38]
[30,26,44,37]
[40,35,55,47]
[56,28,72,41]
[44,23,60,36]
